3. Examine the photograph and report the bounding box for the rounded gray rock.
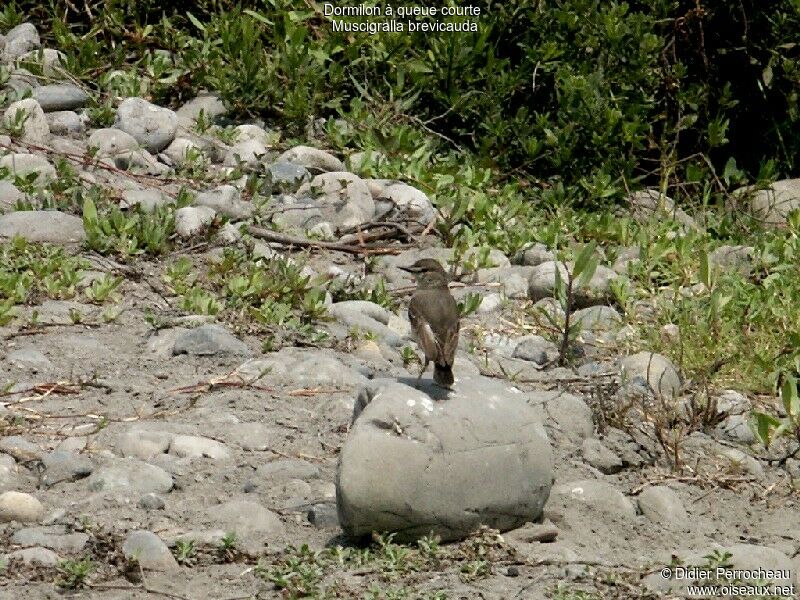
[337,376,554,542]
[114,97,178,153]
[278,145,345,173]
[32,84,89,112]
[636,485,687,527]
[619,352,681,398]
[3,98,49,143]
[0,491,44,523]
[122,530,178,571]
[0,210,85,244]
[551,479,635,518]
[3,23,40,60]
[298,171,375,230]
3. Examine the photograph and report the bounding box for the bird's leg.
[416,358,430,387]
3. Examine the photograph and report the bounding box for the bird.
[399,258,460,388]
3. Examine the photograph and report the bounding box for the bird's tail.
[433,364,454,387]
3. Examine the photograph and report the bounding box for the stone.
[612,245,640,274]
[172,324,250,356]
[278,145,345,173]
[636,485,687,527]
[86,458,173,494]
[514,243,555,266]
[223,138,268,167]
[3,23,40,61]
[161,137,202,166]
[174,205,216,238]
[512,336,559,366]
[0,436,43,461]
[527,390,594,441]
[328,300,408,347]
[298,172,375,230]
[175,93,227,129]
[45,110,87,138]
[234,123,278,146]
[0,211,85,244]
[3,547,59,566]
[476,293,503,313]
[11,526,89,553]
[114,97,178,152]
[550,479,635,518]
[715,414,755,444]
[122,530,178,571]
[337,376,554,542]
[208,499,284,539]
[87,128,139,157]
[709,245,754,278]
[371,182,435,226]
[270,194,325,231]
[0,491,44,523]
[3,98,49,143]
[307,503,339,529]
[628,189,699,231]
[729,178,800,227]
[195,185,253,219]
[227,422,272,451]
[581,438,623,474]
[6,348,51,370]
[0,180,23,213]
[139,493,166,510]
[32,84,89,112]
[16,48,65,77]
[120,188,171,212]
[256,459,320,481]
[40,450,93,487]
[264,161,311,193]
[348,149,388,172]
[528,261,617,306]
[116,429,173,459]
[169,435,231,460]
[573,305,622,331]
[619,352,681,398]
[476,266,535,299]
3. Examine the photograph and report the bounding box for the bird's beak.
[398,265,418,273]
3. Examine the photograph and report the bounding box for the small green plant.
[752,375,800,451]
[173,539,197,565]
[540,243,599,366]
[3,105,30,138]
[56,557,93,589]
[84,274,123,304]
[457,292,482,318]
[83,196,175,257]
[400,345,420,367]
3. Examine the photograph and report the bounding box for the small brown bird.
[400,258,460,388]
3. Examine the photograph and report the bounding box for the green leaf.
[782,374,800,417]
[573,242,596,278]
[752,412,780,447]
[185,12,205,31]
[699,249,713,289]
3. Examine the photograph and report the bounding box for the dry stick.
[247,225,407,256]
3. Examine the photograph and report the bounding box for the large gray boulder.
[336,376,554,542]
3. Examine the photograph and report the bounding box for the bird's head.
[399,258,449,289]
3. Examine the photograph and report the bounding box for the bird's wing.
[440,321,459,368]
[408,299,441,363]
